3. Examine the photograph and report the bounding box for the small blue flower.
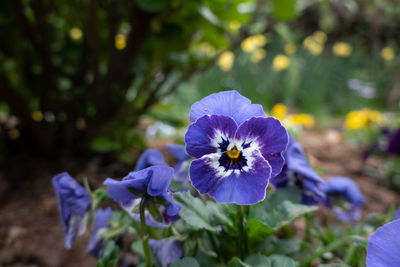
[86,208,113,258]
[52,172,91,249]
[321,177,364,222]
[167,144,191,183]
[270,136,326,205]
[367,219,400,267]
[135,148,166,171]
[104,166,181,226]
[149,239,182,267]
[185,90,288,205]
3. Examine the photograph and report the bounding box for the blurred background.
[0,0,400,266]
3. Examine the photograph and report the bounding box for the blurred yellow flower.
[381,46,395,61]
[303,36,324,55]
[287,114,315,128]
[241,34,267,52]
[115,34,127,50]
[251,48,266,63]
[313,31,328,44]
[32,111,43,122]
[271,103,288,121]
[344,108,385,130]
[8,128,20,140]
[69,27,83,40]
[332,42,352,57]
[229,20,241,31]
[217,51,234,71]
[272,54,290,71]
[198,42,216,57]
[284,43,297,55]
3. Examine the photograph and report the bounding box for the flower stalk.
[237,205,249,259]
[140,196,152,267]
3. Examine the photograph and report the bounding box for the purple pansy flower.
[366,219,400,267]
[387,128,400,156]
[104,166,181,226]
[321,177,364,222]
[270,136,326,205]
[86,208,113,258]
[135,148,166,171]
[52,172,91,249]
[149,239,182,267]
[167,144,191,183]
[185,90,288,205]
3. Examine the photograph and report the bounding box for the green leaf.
[147,199,164,223]
[247,218,273,245]
[245,254,271,267]
[269,255,296,267]
[249,200,318,232]
[136,0,166,12]
[170,257,200,267]
[264,187,302,209]
[260,236,302,255]
[228,256,252,267]
[172,192,232,232]
[272,0,296,21]
[96,240,120,267]
[318,264,351,267]
[91,137,120,153]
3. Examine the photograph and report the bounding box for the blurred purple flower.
[167,144,191,183]
[270,136,326,205]
[367,219,400,266]
[135,148,166,171]
[104,166,181,226]
[52,172,91,249]
[185,90,288,205]
[321,177,364,222]
[86,208,113,258]
[387,128,400,156]
[149,239,182,267]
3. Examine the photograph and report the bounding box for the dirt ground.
[0,129,399,267]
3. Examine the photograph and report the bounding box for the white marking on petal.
[201,136,265,179]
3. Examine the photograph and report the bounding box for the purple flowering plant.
[52,90,388,267]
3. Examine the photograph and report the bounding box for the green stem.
[237,205,249,259]
[344,243,356,264]
[305,214,312,242]
[299,235,367,267]
[140,197,152,267]
[207,231,220,260]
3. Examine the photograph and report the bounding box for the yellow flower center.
[227,146,240,159]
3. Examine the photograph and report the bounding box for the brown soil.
[0,130,398,266]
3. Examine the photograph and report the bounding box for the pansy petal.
[160,191,181,216]
[167,144,190,161]
[104,167,154,202]
[236,117,288,176]
[322,177,364,206]
[367,219,400,267]
[189,90,266,125]
[150,239,182,267]
[135,149,166,171]
[86,208,112,257]
[189,150,271,205]
[147,166,174,196]
[185,115,237,158]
